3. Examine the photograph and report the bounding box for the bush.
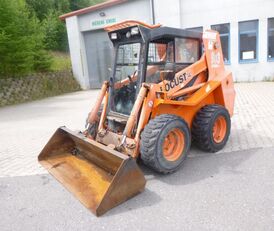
[33,50,53,72]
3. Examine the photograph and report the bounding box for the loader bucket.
[38,127,146,216]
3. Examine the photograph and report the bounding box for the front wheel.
[140,114,191,174]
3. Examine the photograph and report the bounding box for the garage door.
[83,30,113,89]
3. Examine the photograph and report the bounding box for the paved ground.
[0,82,274,230]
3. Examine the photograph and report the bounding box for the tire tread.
[140,114,189,174]
[192,104,230,152]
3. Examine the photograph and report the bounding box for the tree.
[0,0,51,76]
[70,0,97,11]
[26,0,71,21]
[26,0,55,21]
[42,10,69,51]
[25,0,107,52]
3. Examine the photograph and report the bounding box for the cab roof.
[104,20,161,32]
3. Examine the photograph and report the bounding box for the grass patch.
[49,51,71,72]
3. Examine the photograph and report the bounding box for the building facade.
[61,0,274,89]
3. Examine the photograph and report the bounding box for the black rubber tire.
[192,104,231,152]
[140,114,191,174]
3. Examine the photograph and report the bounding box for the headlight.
[131,27,139,35]
[110,33,118,40]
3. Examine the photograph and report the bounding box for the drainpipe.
[150,0,155,24]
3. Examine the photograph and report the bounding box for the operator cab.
[105,21,202,132]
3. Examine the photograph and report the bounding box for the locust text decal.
[160,72,192,91]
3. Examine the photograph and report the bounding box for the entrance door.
[83,30,113,88]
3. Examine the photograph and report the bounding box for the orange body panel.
[151,82,220,128]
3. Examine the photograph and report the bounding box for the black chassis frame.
[106,25,203,117]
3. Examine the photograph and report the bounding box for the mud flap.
[38,127,146,216]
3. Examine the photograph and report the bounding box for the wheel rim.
[162,128,185,161]
[212,115,227,143]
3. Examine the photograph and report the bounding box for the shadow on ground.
[142,146,259,186]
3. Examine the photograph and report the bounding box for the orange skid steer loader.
[38,20,235,216]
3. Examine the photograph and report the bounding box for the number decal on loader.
[211,51,221,68]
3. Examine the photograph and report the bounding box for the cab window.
[146,41,175,83]
[175,38,199,63]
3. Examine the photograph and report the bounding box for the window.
[112,43,141,115]
[146,41,175,83]
[145,38,200,84]
[268,18,274,61]
[147,42,173,63]
[211,23,230,64]
[186,27,203,33]
[175,38,199,63]
[117,43,140,65]
[239,20,258,63]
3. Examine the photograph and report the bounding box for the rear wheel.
[192,104,231,152]
[140,114,191,174]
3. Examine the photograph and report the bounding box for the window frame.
[211,23,231,65]
[238,19,259,64]
[267,17,274,62]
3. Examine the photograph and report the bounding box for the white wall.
[180,0,274,81]
[153,0,181,28]
[66,16,90,89]
[78,0,151,32]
